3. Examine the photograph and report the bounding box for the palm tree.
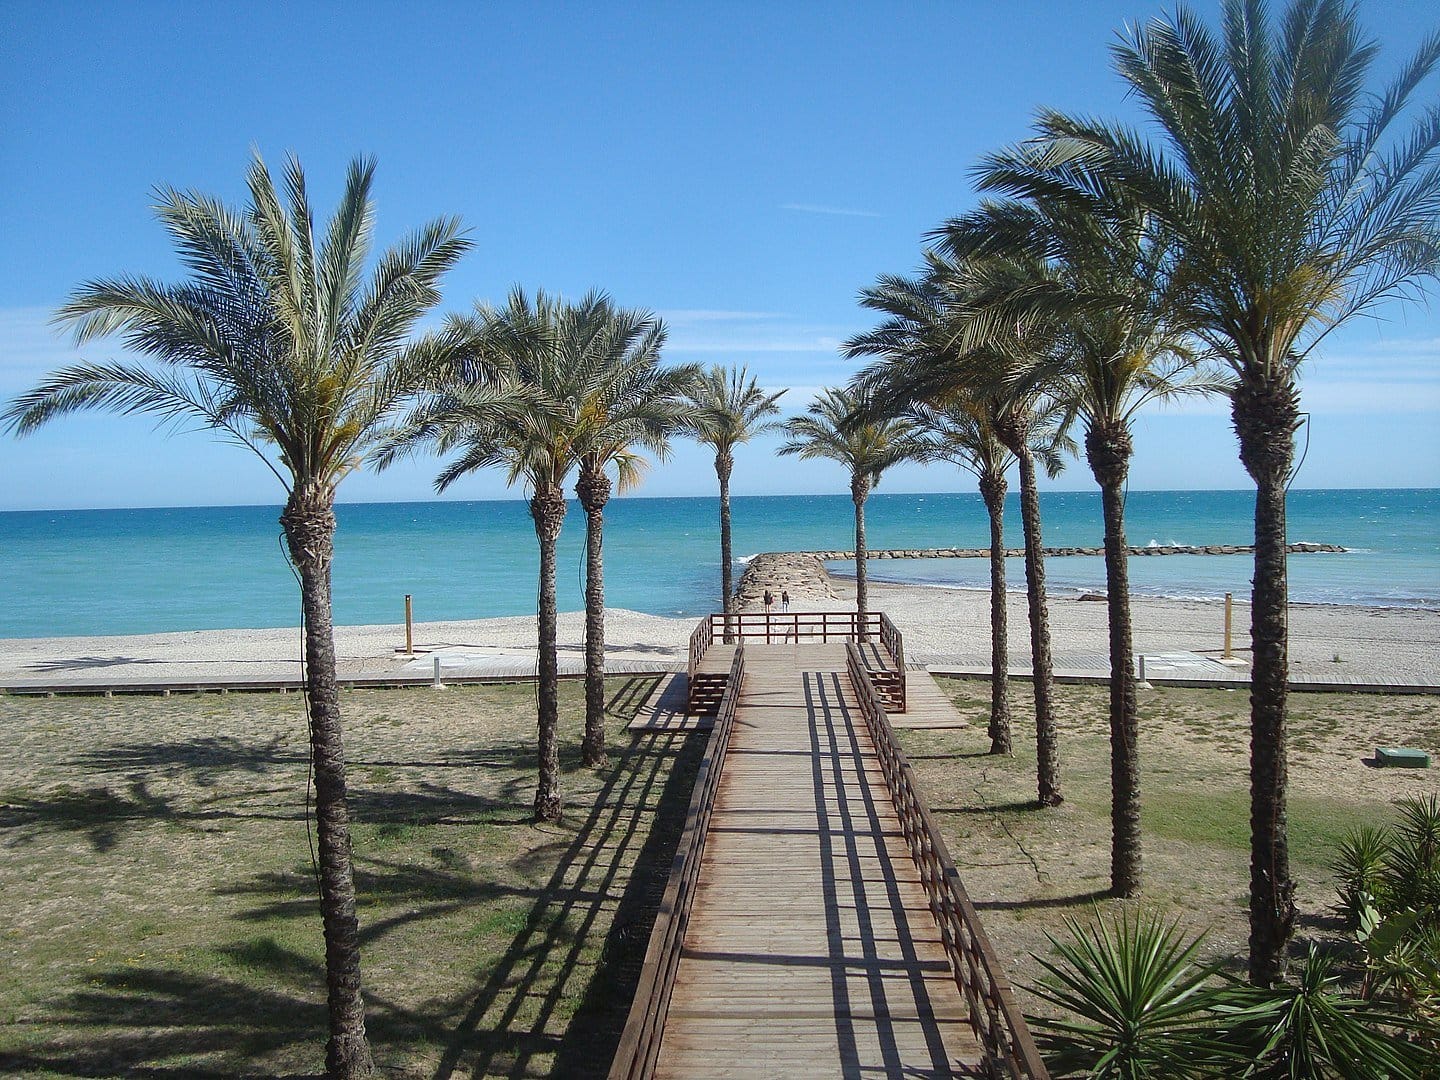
[2,153,470,1078]
[1001,0,1440,981]
[567,303,698,766]
[684,366,785,636]
[908,398,1021,754]
[777,386,926,633]
[935,192,1212,897]
[850,255,1073,807]
[844,271,1022,755]
[380,288,581,822]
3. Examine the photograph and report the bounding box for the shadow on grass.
[70,735,550,782]
[604,674,663,720]
[930,799,1047,817]
[974,889,1113,912]
[0,779,255,852]
[1,682,702,1078]
[0,771,534,853]
[0,963,327,1078]
[425,726,707,1080]
[70,735,302,784]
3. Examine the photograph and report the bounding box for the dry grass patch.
[902,678,1439,1015]
[0,677,703,1078]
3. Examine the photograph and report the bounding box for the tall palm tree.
[936,193,1212,897]
[380,288,580,823]
[1000,0,1440,981]
[684,365,785,634]
[566,303,698,766]
[778,386,926,633]
[850,256,1073,807]
[908,398,1021,754]
[2,153,470,1078]
[844,271,1022,755]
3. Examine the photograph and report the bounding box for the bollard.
[1137,654,1146,682]
[404,594,414,655]
[1223,592,1233,659]
[431,655,445,690]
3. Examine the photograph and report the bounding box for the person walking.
[763,589,774,615]
[781,589,790,612]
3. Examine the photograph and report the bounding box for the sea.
[0,488,1435,639]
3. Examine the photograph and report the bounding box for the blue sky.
[2,1,1436,511]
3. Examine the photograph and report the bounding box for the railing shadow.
[426,725,706,1079]
[807,670,957,1078]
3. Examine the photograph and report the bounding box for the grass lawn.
[0,677,703,1078]
[903,678,1440,1015]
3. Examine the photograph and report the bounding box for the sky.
[2,0,1437,511]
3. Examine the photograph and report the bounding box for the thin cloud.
[780,202,881,218]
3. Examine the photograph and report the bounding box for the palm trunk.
[979,471,1011,756]
[852,472,870,642]
[1001,423,1062,807]
[530,484,567,822]
[577,462,610,767]
[1234,372,1300,986]
[1087,422,1141,897]
[280,492,373,1080]
[717,449,735,643]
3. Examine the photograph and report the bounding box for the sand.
[1,580,1436,689]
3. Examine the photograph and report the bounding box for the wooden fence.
[845,643,1050,1079]
[608,644,746,1079]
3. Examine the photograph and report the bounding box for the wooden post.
[404,594,414,655]
[1223,592,1233,659]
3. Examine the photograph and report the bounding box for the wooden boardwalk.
[653,644,983,1077]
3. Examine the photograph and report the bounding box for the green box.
[1376,747,1430,768]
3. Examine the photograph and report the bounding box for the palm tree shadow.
[973,889,1113,912]
[425,726,707,1079]
[0,958,327,1078]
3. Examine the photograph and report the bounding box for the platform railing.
[686,616,714,683]
[707,609,881,644]
[845,642,1049,1080]
[609,644,746,1079]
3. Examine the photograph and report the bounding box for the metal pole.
[404,594,413,655]
[432,655,444,690]
[1223,592,1233,659]
[1137,654,1146,683]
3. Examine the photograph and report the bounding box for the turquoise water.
[0,488,1435,637]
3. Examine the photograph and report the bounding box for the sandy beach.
[1,580,1435,689]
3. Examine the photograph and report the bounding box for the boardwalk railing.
[707,609,882,644]
[845,643,1050,1080]
[705,610,906,710]
[687,616,714,683]
[610,644,746,1080]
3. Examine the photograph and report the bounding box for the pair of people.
[762,589,790,613]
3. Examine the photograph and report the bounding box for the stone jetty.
[735,543,1345,605]
[793,542,1345,560]
[734,552,839,608]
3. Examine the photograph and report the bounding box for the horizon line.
[2,485,1435,516]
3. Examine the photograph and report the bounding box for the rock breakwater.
[794,543,1345,560]
[734,552,839,608]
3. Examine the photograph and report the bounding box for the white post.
[432,655,445,690]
